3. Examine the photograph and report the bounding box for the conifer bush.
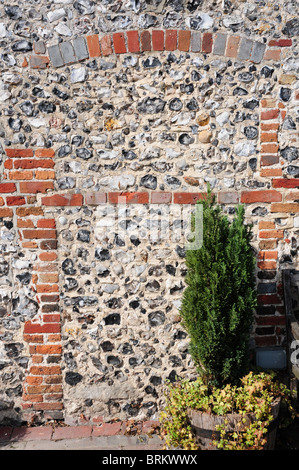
[180,188,257,387]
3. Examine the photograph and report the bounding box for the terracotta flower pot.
[187,397,281,450]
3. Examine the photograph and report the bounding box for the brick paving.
[0,425,164,450]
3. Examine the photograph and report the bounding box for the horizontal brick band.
[24,30,292,70]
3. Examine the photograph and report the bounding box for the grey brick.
[60,41,76,64]
[213,33,227,55]
[250,41,266,64]
[190,31,201,52]
[238,38,253,61]
[48,44,64,68]
[73,37,89,61]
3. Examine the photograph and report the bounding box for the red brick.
[37,219,56,229]
[53,426,92,440]
[108,192,149,204]
[14,159,55,169]
[4,159,13,169]
[39,252,57,261]
[127,31,139,53]
[24,334,44,343]
[42,194,83,206]
[9,170,33,180]
[165,30,177,51]
[5,149,34,158]
[33,403,63,410]
[257,261,277,270]
[24,322,60,334]
[261,123,279,131]
[240,190,281,203]
[178,30,191,52]
[260,168,282,177]
[40,240,57,250]
[257,293,281,304]
[140,31,151,51]
[0,183,16,193]
[202,32,213,53]
[259,221,275,230]
[36,284,59,293]
[0,208,13,218]
[16,207,44,217]
[35,149,55,158]
[258,251,278,260]
[113,32,126,54]
[225,35,240,57]
[259,230,284,239]
[100,35,113,56]
[261,143,279,154]
[173,192,207,204]
[272,179,299,188]
[36,345,61,356]
[23,229,56,239]
[30,366,61,375]
[6,196,26,206]
[35,170,55,180]
[40,295,60,303]
[11,426,53,441]
[151,192,172,204]
[152,30,164,51]
[86,34,101,57]
[271,203,299,212]
[92,422,121,437]
[261,109,279,120]
[268,39,292,47]
[19,182,54,193]
[260,132,278,142]
[264,49,281,61]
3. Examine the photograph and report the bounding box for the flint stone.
[137,97,166,114]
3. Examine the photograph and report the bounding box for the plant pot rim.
[187,397,281,433]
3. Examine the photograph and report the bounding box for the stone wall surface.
[0,0,298,425]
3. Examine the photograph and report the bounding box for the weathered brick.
[108,192,149,204]
[165,30,177,51]
[173,192,206,204]
[271,203,299,213]
[178,30,190,52]
[226,35,240,57]
[100,35,113,56]
[48,45,64,67]
[268,39,292,47]
[6,196,26,206]
[19,182,54,193]
[151,192,172,204]
[201,32,213,53]
[213,33,227,55]
[152,30,164,51]
[59,41,76,64]
[240,190,282,203]
[250,41,266,63]
[85,192,107,205]
[218,191,239,204]
[86,34,101,58]
[9,170,33,180]
[264,49,281,61]
[238,38,253,60]
[190,31,201,52]
[73,37,89,61]
[0,183,17,193]
[126,30,139,53]
[140,31,151,51]
[29,55,50,69]
[42,194,83,206]
[260,109,279,120]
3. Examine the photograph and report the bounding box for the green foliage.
[159,371,296,450]
[180,187,257,387]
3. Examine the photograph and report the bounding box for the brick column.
[3,148,63,421]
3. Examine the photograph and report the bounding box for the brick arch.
[3,28,297,424]
[28,29,292,70]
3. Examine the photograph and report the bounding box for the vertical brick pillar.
[3,148,63,421]
[256,98,285,346]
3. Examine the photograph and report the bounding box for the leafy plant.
[159,371,296,450]
[180,187,257,387]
